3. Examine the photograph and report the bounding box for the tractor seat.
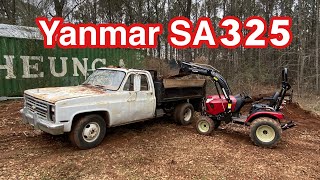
[250,103,273,114]
[233,94,246,113]
[263,92,280,107]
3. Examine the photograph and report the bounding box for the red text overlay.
[36,16,292,49]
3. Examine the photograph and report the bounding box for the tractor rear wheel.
[250,117,282,148]
[196,116,215,135]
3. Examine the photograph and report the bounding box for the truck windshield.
[83,69,126,91]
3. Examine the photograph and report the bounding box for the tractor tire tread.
[250,117,282,148]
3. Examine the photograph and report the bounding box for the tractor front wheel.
[250,117,282,148]
[196,116,215,135]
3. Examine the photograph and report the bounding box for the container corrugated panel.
[0,24,146,96]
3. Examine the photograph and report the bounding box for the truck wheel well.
[72,111,110,127]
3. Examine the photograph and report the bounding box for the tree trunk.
[93,0,97,24]
[298,0,305,96]
[10,0,15,24]
[155,0,161,59]
[54,0,65,17]
[185,0,192,19]
[167,0,172,60]
[316,0,319,93]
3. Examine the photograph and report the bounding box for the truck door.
[117,73,136,125]
[119,73,155,125]
[133,73,156,120]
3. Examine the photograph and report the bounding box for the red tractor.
[178,61,295,147]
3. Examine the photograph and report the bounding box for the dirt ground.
[0,100,319,180]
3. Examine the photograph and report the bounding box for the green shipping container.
[0,24,146,96]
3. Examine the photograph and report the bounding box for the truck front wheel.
[69,114,106,149]
[174,103,194,125]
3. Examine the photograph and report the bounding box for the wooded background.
[0,0,319,96]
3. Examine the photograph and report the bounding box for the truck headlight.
[51,106,55,113]
[50,106,55,121]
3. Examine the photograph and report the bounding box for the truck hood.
[24,86,106,103]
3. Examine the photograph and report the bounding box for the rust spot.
[79,85,105,94]
[24,85,107,103]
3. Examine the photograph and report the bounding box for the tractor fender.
[245,111,284,123]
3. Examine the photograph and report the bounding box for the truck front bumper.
[20,108,64,135]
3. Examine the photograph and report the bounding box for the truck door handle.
[127,92,137,102]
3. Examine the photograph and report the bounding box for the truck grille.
[25,95,49,120]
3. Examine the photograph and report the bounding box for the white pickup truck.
[21,67,206,149]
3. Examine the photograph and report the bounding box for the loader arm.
[178,61,233,114]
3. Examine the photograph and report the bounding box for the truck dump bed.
[152,75,206,104]
[156,79,206,102]
[162,79,206,89]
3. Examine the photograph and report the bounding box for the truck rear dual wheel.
[250,117,282,148]
[69,114,106,149]
[174,103,194,125]
[195,116,220,135]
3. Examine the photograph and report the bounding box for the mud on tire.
[250,117,282,148]
[69,114,106,149]
[195,116,215,135]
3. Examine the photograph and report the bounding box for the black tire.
[195,116,215,135]
[213,119,221,129]
[173,103,194,125]
[250,117,282,148]
[69,114,106,149]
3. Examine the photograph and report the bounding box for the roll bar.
[275,68,291,111]
[282,68,288,82]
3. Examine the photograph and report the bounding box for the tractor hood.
[24,85,106,103]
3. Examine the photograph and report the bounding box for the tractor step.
[232,115,247,124]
